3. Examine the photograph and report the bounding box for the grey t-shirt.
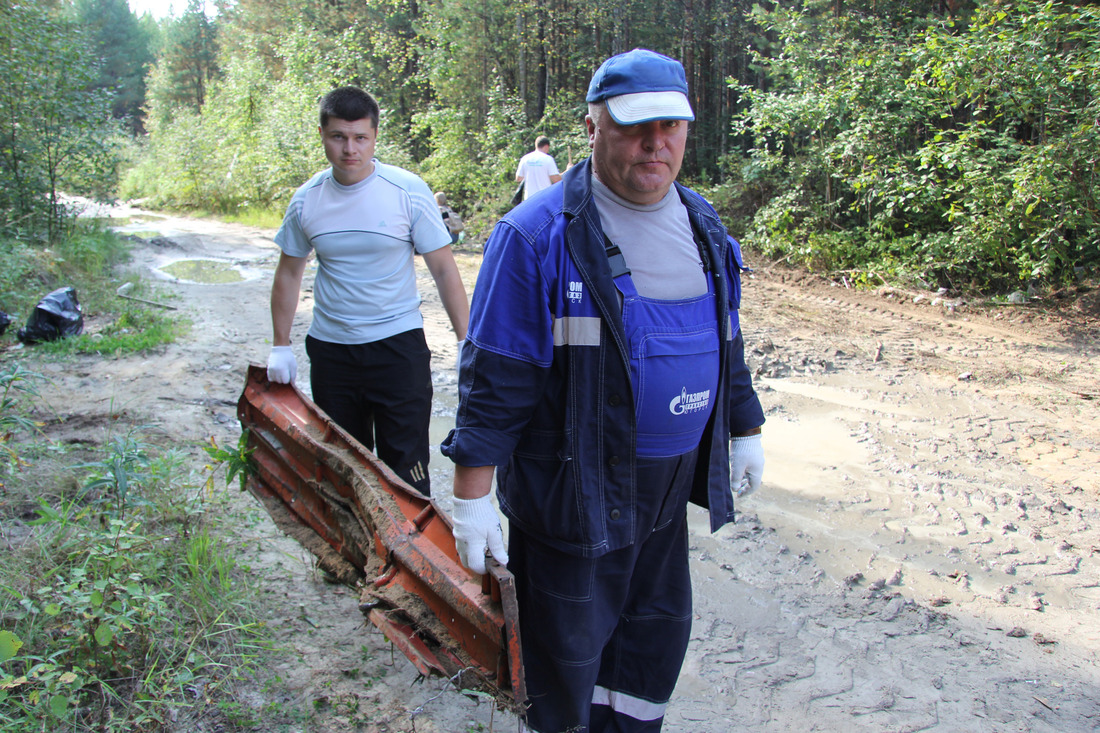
[275,163,451,344]
[591,176,708,300]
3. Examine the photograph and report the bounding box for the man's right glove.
[267,345,297,384]
[451,494,508,575]
[730,433,765,497]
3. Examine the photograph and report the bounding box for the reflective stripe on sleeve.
[553,316,602,347]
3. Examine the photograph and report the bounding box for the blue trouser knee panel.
[512,451,698,733]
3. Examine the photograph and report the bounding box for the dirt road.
[29,206,1100,731]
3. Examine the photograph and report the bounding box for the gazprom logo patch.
[669,387,710,416]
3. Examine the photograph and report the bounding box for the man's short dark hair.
[320,86,380,129]
[536,135,550,149]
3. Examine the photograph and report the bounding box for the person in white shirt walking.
[514,135,562,201]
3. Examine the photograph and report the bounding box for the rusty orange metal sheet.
[236,363,526,711]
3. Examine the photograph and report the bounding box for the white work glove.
[730,433,764,497]
[455,339,465,375]
[267,345,297,384]
[451,495,508,574]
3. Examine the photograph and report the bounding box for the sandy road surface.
[22,206,1100,731]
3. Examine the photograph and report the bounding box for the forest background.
[3,0,1099,294]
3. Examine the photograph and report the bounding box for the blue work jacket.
[441,159,764,557]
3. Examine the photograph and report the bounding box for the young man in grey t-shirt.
[266,86,469,495]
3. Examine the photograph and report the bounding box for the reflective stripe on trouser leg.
[512,450,697,733]
[589,514,691,732]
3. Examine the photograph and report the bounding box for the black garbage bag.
[17,287,84,344]
[0,310,10,338]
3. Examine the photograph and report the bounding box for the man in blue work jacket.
[442,49,766,732]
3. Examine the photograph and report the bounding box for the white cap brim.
[605,91,694,125]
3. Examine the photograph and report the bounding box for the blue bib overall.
[514,245,719,733]
[618,268,720,458]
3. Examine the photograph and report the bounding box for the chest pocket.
[630,320,719,457]
[615,263,720,458]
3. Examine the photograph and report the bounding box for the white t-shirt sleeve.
[405,175,453,254]
[274,180,316,258]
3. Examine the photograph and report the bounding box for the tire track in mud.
[749,272,1099,398]
[672,270,1100,731]
[677,516,1097,732]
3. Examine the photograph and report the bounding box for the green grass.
[130,203,282,230]
[215,206,284,230]
[0,210,423,732]
[1,223,187,355]
[0,222,257,730]
[38,302,190,356]
[0,370,265,731]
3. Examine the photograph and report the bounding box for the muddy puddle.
[157,258,246,284]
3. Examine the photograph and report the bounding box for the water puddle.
[105,213,180,237]
[158,258,245,284]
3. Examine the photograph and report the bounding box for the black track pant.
[306,330,433,495]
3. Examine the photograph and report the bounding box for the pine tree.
[159,0,219,113]
[75,0,156,134]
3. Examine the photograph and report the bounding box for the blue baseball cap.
[585,48,695,125]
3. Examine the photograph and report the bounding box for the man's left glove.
[730,433,764,497]
[267,345,297,384]
[450,494,508,575]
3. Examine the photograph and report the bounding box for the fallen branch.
[116,282,177,310]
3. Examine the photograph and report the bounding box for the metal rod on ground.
[116,282,177,310]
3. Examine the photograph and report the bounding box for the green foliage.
[0,3,126,242]
[203,432,256,493]
[0,223,132,318]
[0,241,51,319]
[125,21,377,212]
[54,227,131,276]
[125,0,785,225]
[0,428,262,731]
[77,432,157,517]
[41,302,189,357]
[411,82,564,222]
[738,1,1100,291]
[218,205,285,229]
[0,364,44,436]
[74,0,157,134]
[4,528,171,725]
[117,0,1098,285]
[149,0,220,117]
[1,223,187,359]
[182,527,239,617]
[0,364,46,472]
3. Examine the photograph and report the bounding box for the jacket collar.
[560,156,732,347]
[561,157,593,217]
